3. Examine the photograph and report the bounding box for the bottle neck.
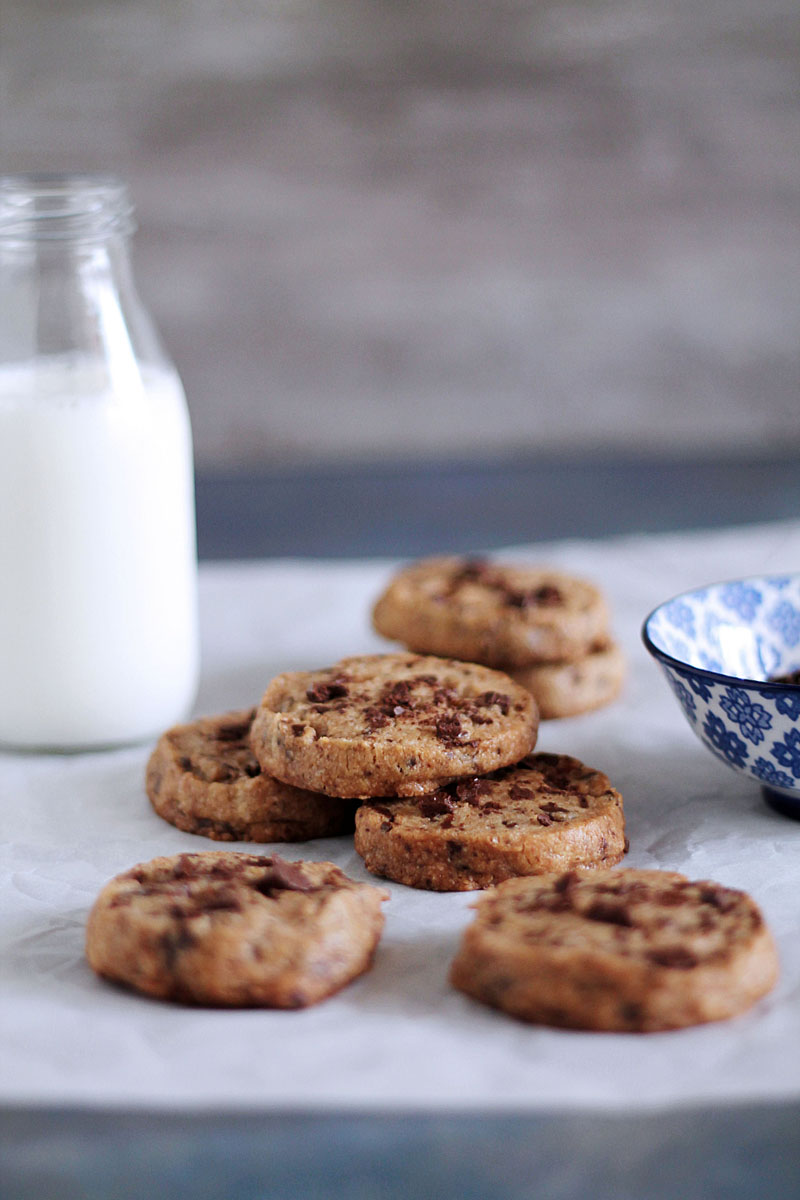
[0,174,166,373]
[0,173,134,243]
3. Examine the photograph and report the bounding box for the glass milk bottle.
[0,173,199,749]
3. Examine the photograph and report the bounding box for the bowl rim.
[641,572,800,692]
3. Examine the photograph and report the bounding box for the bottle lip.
[0,172,136,241]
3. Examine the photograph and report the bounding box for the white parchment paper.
[3,520,800,1112]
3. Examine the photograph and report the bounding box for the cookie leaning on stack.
[249,651,539,799]
[371,556,625,719]
[248,651,626,891]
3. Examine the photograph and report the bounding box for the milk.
[0,360,199,748]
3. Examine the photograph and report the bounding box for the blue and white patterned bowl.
[642,575,800,819]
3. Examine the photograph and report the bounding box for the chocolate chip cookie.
[354,753,626,891]
[146,709,356,842]
[250,653,538,799]
[450,868,779,1031]
[86,851,389,1007]
[508,639,625,720]
[372,557,610,667]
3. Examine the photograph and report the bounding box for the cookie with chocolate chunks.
[372,556,610,667]
[86,851,389,1007]
[354,752,626,891]
[509,639,625,720]
[146,709,356,842]
[450,868,779,1031]
[250,653,538,800]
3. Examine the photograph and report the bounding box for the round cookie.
[372,556,610,667]
[250,652,538,800]
[509,640,625,720]
[86,851,389,1007]
[450,868,779,1031]
[146,709,356,842]
[354,752,626,891]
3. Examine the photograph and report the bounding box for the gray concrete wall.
[2,0,798,467]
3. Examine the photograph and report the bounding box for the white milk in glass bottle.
[0,174,199,749]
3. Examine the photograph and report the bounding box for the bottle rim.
[0,172,136,241]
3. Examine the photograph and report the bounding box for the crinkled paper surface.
[2,521,800,1112]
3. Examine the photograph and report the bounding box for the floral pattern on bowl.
[642,575,800,818]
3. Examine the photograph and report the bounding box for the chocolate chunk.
[698,885,740,913]
[648,946,699,969]
[584,900,633,927]
[384,680,413,706]
[201,760,235,783]
[190,891,242,914]
[194,817,245,840]
[419,792,456,818]
[364,707,389,730]
[506,584,563,608]
[214,715,253,742]
[364,679,419,726]
[254,856,316,896]
[509,784,533,801]
[475,691,510,715]
[455,777,492,805]
[435,714,466,744]
[455,558,490,582]
[306,680,349,703]
[160,925,197,970]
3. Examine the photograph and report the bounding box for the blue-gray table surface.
[4,451,800,1200]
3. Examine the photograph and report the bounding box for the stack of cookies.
[371,556,625,719]
[146,651,628,892]
[87,651,780,1028]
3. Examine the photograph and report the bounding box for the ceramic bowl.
[642,574,800,819]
